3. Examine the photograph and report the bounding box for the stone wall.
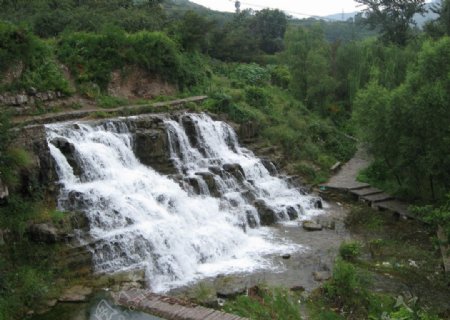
[0,90,65,110]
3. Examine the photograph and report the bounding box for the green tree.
[284,25,336,115]
[355,0,427,45]
[354,37,450,200]
[177,11,215,52]
[425,0,450,37]
[253,9,287,54]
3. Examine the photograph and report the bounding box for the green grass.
[223,286,302,320]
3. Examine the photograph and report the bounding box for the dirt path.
[322,147,370,190]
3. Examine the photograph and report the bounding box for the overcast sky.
[189,0,363,17]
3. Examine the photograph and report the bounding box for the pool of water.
[31,292,165,320]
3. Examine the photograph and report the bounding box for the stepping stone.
[347,183,371,191]
[375,200,412,218]
[350,187,383,197]
[362,193,393,203]
[302,221,323,231]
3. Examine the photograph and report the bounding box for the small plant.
[339,241,362,261]
[223,286,302,320]
[368,239,385,258]
[323,259,371,316]
[96,95,128,109]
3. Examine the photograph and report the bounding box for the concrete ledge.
[14,96,208,126]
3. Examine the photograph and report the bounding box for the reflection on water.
[31,292,164,320]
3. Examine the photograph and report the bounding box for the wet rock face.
[253,199,277,226]
[222,163,246,181]
[181,115,200,149]
[286,206,299,220]
[51,137,82,177]
[11,125,58,197]
[195,172,220,197]
[131,118,176,175]
[27,223,59,243]
[260,158,278,176]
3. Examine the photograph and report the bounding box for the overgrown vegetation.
[223,286,302,320]
[301,204,448,320]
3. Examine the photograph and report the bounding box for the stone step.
[361,193,393,203]
[347,183,371,191]
[374,200,412,218]
[350,187,383,197]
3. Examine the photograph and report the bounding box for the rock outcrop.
[128,116,176,174]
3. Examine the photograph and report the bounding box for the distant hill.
[323,0,440,27]
[163,0,233,24]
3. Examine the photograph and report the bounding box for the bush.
[244,86,270,108]
[0,22,70,93]
[268,64,291,89]
[58,29,204,92]
[339,241,362,261]
[223,286,302,320]
[206,91,266,124]
[233,63,270,86]
[324,260,371,316]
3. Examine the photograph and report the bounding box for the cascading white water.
[165,114,320,224]
[46,113,322,292]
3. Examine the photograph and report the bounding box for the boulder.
[59,285,93,302]
[311,197,323,209]
[253,199,277,226]
[312,271,331,282]
[215,276,247,299]
[302,221,323,231]
[27,223,58,243]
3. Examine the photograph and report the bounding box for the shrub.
[233,63,270,86]
[244,86,270,108]
[324,260,371,316]
[339,241,362,261]
[268,64,291,89]
[223,286,302,320]
[0,22,70,93]
[57,29,205,92]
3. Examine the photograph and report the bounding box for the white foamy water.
[46,113,321,292]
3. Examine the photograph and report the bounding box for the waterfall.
[46,113,322,292]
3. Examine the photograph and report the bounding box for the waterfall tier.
[46,113,322,292]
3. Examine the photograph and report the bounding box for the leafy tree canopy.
[355,0,427,45]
